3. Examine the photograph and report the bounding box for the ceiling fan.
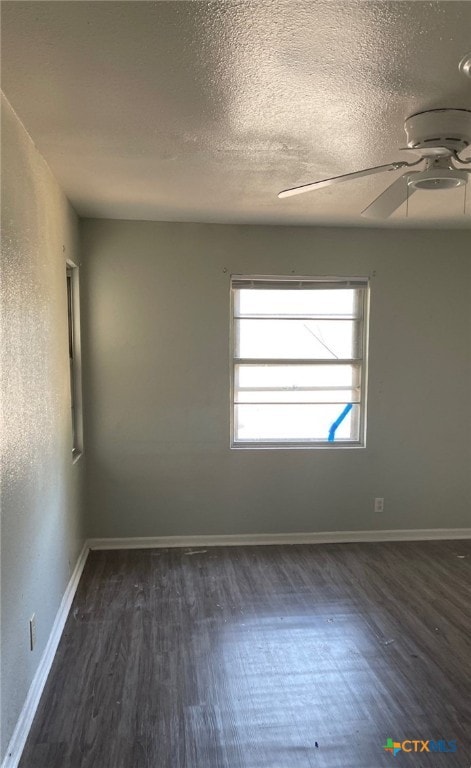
[278,109,471,218]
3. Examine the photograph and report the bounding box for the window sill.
[231,441,366,450]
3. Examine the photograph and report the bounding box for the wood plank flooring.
[19,540,471,768]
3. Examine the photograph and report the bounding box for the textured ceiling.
[2,1,471,227]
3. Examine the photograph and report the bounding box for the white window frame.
[230,275,369,449]
[66,261,84,461]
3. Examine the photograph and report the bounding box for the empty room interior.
[1,1,471,767]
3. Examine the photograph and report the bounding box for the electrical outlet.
[29,614,36,651]
[374,497,384,513]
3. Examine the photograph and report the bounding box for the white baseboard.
[87,528,471,550]
[1,543,89,768]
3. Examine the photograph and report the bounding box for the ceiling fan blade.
[278,162,408,199]
[361,174,417,219]
[453,151,471,165]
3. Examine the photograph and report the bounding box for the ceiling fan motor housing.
[405,109,471,153]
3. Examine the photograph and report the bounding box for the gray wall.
[1,96,85,760]
[81,219,471,538]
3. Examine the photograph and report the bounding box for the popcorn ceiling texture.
[0,96,84,762]
[2,1,471,226]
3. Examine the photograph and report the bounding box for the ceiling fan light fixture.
[407,168,468,191]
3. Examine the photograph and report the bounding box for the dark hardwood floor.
[19,540,471,768]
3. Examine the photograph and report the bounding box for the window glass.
[231,278,368,447]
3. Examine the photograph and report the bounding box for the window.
[66,263,83,460]
[231,276,369,448]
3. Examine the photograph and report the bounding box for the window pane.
[236,389,359,404]
[237,364,359,389]
[235,403,359,442]
[237,289,358,318]
[235,319,360,359]
[235,364,360,403]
